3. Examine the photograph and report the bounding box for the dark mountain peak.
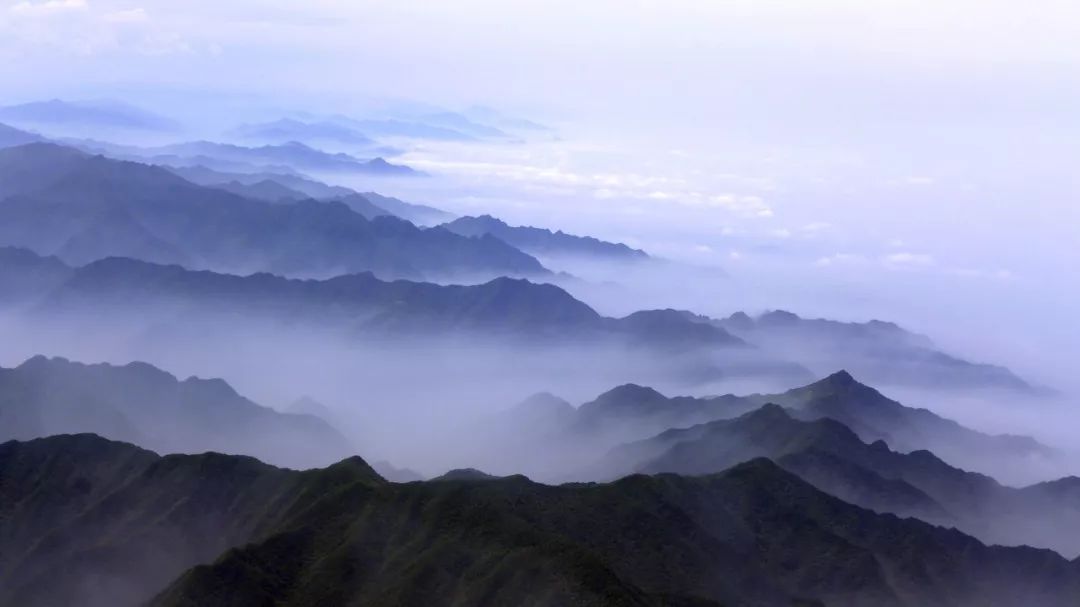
[432,468,501,482]
[725,311,754,328]
[441,213,648,260]
[622,308,693,322]
[717,456,791,481]
[0,245,57,262]
[618,309,745,347]
[785,370,888,407]
[179,376,241,400]
[823,369,857,386]
[461,276,599,324]
[1,354,354,470]
[592,383,668,406]
[15,353,57,369]
[15,355,180,387]
[745,402,791,421]
[319,455,384,484]
[758,309,801,325]
[76,254,181,278]
[866,319,903,331]
[470,214,509,228]
[793,370,876,398]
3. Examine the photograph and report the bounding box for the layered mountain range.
[5,433,1080,607]
[0,244,1039,396]
[0,102,1071,607]
[606,397,1080,556]
[493,371,1051,482]
[169,164,454,225]
[713,310,1041,393]
[0,249,756,361]
[0,99,181,133]
[0,356,351,469]
[0,143,542,280]
[442,214,649,262]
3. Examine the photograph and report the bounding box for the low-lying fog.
[2,298,1077,487]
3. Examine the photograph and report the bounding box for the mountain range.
[609,399,1080,556]
[230,118,374,145]
[0,249,751,355]
[0,244,1039,400]
[171,165,454,225]
[5,433,1080,607]
[714,310,1041,394]
[0,122,43,148]
[69,138,420,176]
[328,115,478,141]
[553,371,1050,477]
[442,214,649,261]
[0,356,351,469]
[0,99,180,133]
[0,143,541,280]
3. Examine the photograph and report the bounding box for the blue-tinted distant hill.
[0,143,540,280]
[443,214,649,261]
[230,118,373,145]
[0,122,43,148]
[169,165,454,225]
[605,387,1080,556]
[69,138,421,176]
[0,355,353,469]
[0,248,751,354]
[330,115,476,141]
[0,99,180,132]
[714,309,1044,394]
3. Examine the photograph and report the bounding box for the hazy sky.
[1,0,1077,388]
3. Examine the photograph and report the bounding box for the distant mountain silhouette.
[0,356,353,469]
[360,191,454,225]
[462,105,555,133]
[417,111,511,138]
[503,371,1049,483]
[0,122,43,148]
[0,99,181,132]
[0,143,540,280]
[614,401,1080,556]
[231,118,373,145]
[209,178,309,203]
[169,165,453,224]
[0,247,71,305]
[716,309,1043,394]
[442,214,648,260]
[330,115,476,141]
[7,434,1080,607]
[754,370,1049,466]
[168,164,352,198]
[95,139,421,175]
[0,250,796,401]
[1,251,749,352]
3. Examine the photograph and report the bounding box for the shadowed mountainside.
[609,403,1080,556]
[5,434,1080,607]
[0,356,353,469]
